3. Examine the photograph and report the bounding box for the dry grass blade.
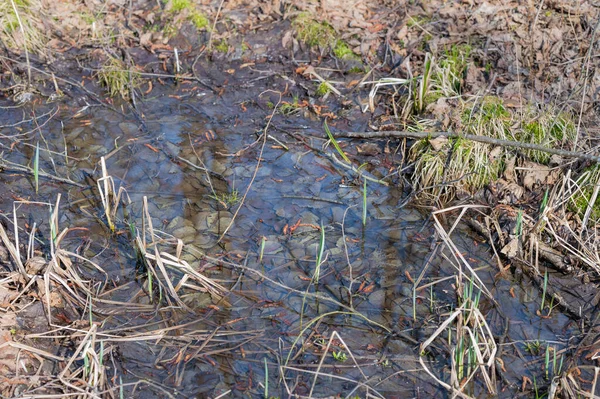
[217,91,281,242]
[137,196,228,309]
[139,196,187,309]
[432,205,494,300]
[419,301,497,398]
[307,331,368,397]
[97,156,132,233]
[0,216,26,274]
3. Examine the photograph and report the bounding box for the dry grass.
[0,0,46,56]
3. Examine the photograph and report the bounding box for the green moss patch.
[293,13,336,48]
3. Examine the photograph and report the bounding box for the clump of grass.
[410,97,510,201]
[210,189,240,208]
[293,12,336,49]
[516,108,576,164]
[569,165,600,222]
[96,55,140,100]
[413,45,471,113]
[434,44,471,96]
[0,0,46,55]
[280,95,302,116]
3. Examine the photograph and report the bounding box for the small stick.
[0,159,85,187]
[337,130,600,163]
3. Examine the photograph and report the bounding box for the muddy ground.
[1,0,600,398]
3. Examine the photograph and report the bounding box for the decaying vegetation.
[1,0,600,398]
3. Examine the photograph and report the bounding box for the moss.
[333,40,356,59]
[214,39,229,53]
[293,13,336,48]
[348,66,364,73]
[462,97,510,128]
[315,82,330,97]
[162,0,209,33]
[189,11,209,29]
[170,0,193,12]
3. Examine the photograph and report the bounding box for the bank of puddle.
[0,68,580,398]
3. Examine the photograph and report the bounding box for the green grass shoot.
[362,178,367,226]
[539,188,549,214]
[264,357,268,399]
[34,141,39,193]
[417,53,433,112]
[324,120,350,163]
[515,210,523,238]
[315,222,325,285]
[544,345,551,379]
[259,236,266,263]
[541,269,548,313]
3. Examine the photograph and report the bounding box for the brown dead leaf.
[0,285,18,307]
[520,161,560,190]
[396,25,408,41]
[426,98,451,128]
[25,256,46,275]
[489,146,503,162]
[503,156,517,183]
[429,137,448,151]
[282,30,298,52]
[501,238,519,259]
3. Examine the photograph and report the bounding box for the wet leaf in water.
[167,216,193,231]
[172,226,197,243]
[195,233,218,249]
[118,122,139,136]
[262,237,283,255]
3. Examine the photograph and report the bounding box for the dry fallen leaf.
[501,238,519,259]
[519,160,561,190]
[429,136,448,151]
[503,155,517,183]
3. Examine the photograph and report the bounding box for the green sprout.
[332,351,347,362]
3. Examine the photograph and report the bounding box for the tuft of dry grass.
[0,0,46,55]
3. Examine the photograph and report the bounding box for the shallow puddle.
[0,55,587,398]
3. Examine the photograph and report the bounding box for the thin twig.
[217,91,281,243]
[207,0,226,51]
[337,130,600,163]
[0,159,86,187]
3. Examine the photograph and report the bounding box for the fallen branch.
[337,130,600,163]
